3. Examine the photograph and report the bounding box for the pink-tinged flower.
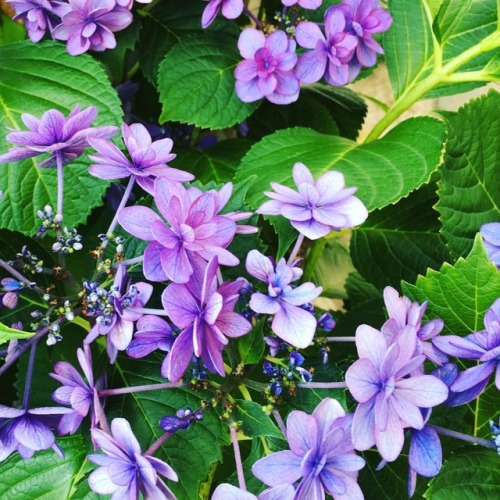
[88,418,178,499]
[253,398,365,500]
[331,0,393,80]
[201,0,243,28]
[161,257,251,382]
[7,0,60,42]
[480,222,500,267]
[53,0,133,56]
[295,10,358,86]
[0,405,72,461]
[281,0,321,9]
[235,28,300,105]
[84,265,153,363]
[381,287,448,367]
[88,123,193,195]
[118,178,239,283]
[0,105,117,167]
[126,315,175,359]
[345,325,448,462]
[212,483,295,500]
[246,250,322,348]
[257,162,368,240]
[433,298,500,401]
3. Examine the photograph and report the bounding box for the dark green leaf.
[238,321,265,366]
[0,14,25,47]
[233,400,284,440]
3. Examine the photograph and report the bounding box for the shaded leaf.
[233,400,284,440]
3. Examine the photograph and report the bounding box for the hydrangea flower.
[88,123,194,195]
[345,324,448,462]
[126,315,175,360]
[295,10,358,86]
[235,28,300,105]
[212,483,295,500]
[257,162,368,240]
[433,298,500,402]
[118,178,239,283]
[480,222,500,267]
[252,398,365,499]
[84,265,153,363]
[246,250,322,348]
[53,0,133,56]
[0,405,72,461]
[0,105,117,167]
[7,0,60,42]
[88,418,178,499]
[161,257,251,382]
[201,0,243,28]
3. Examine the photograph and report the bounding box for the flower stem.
[230,425,247,491]
[428,425,496,449]
[113,255,144,268]
[243,6,262,28]
[99,381,185,397]
[326,336,356,342]
[56,153,64,224]
[101,177,136,251]
[144,431,171,456]
[126,307,169,316]
[22,340,38,409]
[272,410,287,436]
[0,258,45,294]
[298,381,348,389]
[287,233,305,266]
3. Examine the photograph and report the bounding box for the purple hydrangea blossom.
[345,325,448,462]
[480,222,500,267]
[0,105,117,167]
[126,315,175,360]
[257,162,368,240]
[53,0,133,56]
[161,257,252,382]
[88,418,178,499]
[281,0,321,9]
[246,250,322,348]
[201,0,244,29]
[7,0,60,42]
[84,265,153,363]
[0,405,72,461]
[212,483,295,500]
[295,10,358,86]
[88,123,194,195]
[382,286,448,366]
[235,28,300,105]
[433,298,500,401]
[252,398,365,499]
[118,178,239,283]
[331,0,393,81]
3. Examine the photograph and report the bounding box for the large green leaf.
[0,41,123,235]
[436,90,500,258]
[351,181,451,290]
[0,14,25,47]
[402,234,500,335]
[424,447,500,499]
[0,322,33,346]
[0,435,90,500]
[158,34,259,129]
[233,400,284,440]
[235,118,446,213]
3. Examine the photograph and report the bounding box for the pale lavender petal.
[451,361,495,392]
[143,242,170,282]
[109,318,134,351]
[88,467,119,495]
[201,0,221,28]
[238,28,265,58]
[245,250,274,282]
[145,455,178,481]
[118,206,161,241]
[221,0,243,19]
[291,218,331,240]
[410,426,442,477]
[345,358,380,403]
[281,282,322,306]
[272,302,317,348]
[312,398,346,440]
[235,77,263,103]
[163,325,194,382]
[216,311,251,338]
[295,22,325,49]
[14,417,55,450]
[252,450,303,487]
[162,283,198,328]
[352,399,376,451]
[212,484,256,500]
[286,411,318,455]
[355,324,387,367]
[374,403,404,462]
[296,51,326,84]
[395,376,448,407]
[390,394,423,429]
[259,484,296,500]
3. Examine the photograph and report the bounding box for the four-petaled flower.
[201,0,244,28]
[7,0,60,42]
[246,250,322,348]
[252,398,365,499]
[257,162,368,240]
[88,418,178,499]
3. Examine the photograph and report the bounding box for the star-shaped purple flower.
[161,257,251,382]
[252,398,365,499]
[88,418,178,499]
[257,162,368,240]
[0,105,117,167]
[246,250,322,348]
[201,0,243,28]
[88,122,194,195]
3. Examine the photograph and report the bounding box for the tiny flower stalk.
[22,341,39,410]
[230,424,247,491]
[428,425,497,450]
[56,152,64,226]
[98,381,185,397]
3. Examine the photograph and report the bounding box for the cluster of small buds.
[274,10,297,36]
[490,420,500,455]
[46,323,62,346]
[263,351,313,396]
[36,205,62,238]
[190,361,208,385]
[159,407,204,433]
[52,227,83,254]
[29,312,50,332]
[82,281,115,326]
[12,246,44,274]
[59,300,75,321]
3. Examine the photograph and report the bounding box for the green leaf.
[235,118,446,213]
[424,447,500,499]
[233,400,284,440]
[137,0,238,84]
[158,34,259,129]
[402,234,500,335]
[111,355,227,500]
[0,321,33,346]
[0,14,25,47]
[238,321,265,366]
[351,181,451,290]
[436,91,500,258]
[0,435,90,500]
[0,41,123,235]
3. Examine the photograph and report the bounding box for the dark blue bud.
[318,312,336,332]
[289,351,304,367]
